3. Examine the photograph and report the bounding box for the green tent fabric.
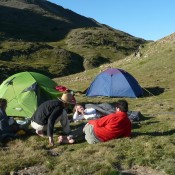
[0,72,62,118]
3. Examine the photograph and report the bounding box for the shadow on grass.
[131,120,159,129]
[132,123,142,129]
[142,121,160,125]
[53,122,87,144]
[77,86,165,98]
[0,5,100,42]
[0,128,36,147]
[142,86,165,97]
[132,129,175,137]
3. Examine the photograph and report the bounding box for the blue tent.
[86,68,143,98]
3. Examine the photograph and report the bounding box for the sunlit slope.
[54,33,175,94]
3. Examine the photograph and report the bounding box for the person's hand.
[83,123,89,133]
[49,136,54,146]
[81,111,85,115]
[75,107,78,113]
[80,108,85,115]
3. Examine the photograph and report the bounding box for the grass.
[0,35,175,175]
[0,1,174,174]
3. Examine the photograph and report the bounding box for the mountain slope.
[0,0,147,82]
[0,0,102,41]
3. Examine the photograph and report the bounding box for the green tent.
[0,72,61,118]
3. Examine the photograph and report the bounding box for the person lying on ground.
[84,99,132,144]
[73,104,103,122]
[31,93,75,146]
[58,99,132,144]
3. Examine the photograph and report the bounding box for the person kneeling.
[31,93,75,146]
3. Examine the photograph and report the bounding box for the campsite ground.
[0,36,175,175]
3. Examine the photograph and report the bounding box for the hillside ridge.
[0,0,147,82]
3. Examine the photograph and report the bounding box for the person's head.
[0,98,7,110]
[116,99,128,112]
[58,93,75,108]
[73,104,85,114]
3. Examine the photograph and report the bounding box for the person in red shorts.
[83,99,132,144]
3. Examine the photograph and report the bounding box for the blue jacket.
[0,108,11,134]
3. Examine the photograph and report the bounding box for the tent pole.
[142,87,155,96]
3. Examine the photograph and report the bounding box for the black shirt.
[32,100,64,136]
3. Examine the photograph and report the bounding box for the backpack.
[127,111,141,122]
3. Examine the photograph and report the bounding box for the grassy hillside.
[0,0,147,82]
[0,33,174,175]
